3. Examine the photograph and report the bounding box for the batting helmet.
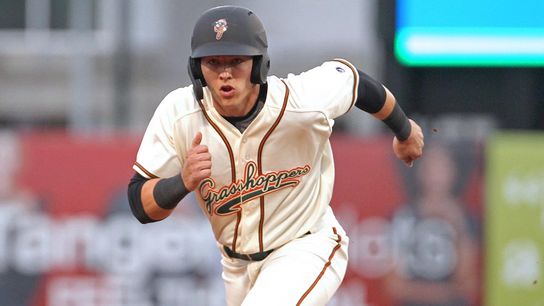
[188,6,270,100]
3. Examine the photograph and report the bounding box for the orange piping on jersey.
[134,162,159,179]
[332,58,359,113]
[256,81,290,252]
[196,100,240,251]
[197,100,237,183]
[232,211,242,252]
[296,227,342,306]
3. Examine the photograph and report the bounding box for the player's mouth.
[219,85,235,98]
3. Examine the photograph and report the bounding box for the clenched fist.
[393,119,424,167]
[182,132,212,191]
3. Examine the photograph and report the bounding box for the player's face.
[201,55,260,117]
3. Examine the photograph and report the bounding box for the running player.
[128,5,424,306]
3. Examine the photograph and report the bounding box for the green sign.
[486,132,544,306]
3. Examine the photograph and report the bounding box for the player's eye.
[207,59,219,66]
[231,58,244,66]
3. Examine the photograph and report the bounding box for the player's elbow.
[127,173,157,224]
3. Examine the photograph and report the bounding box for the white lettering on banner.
[48,276,152,306]
[154,277,225,306]
[0,208,218,275]
[48,276,225,306]
[52,216,98,270]
[347,216,395,278]
[0,203,225,306]
[13,214,51,274]
[340,206,460,281]
[502,239,541,287]
[503,171,544,207]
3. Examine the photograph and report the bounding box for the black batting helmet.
[188,6,270,100]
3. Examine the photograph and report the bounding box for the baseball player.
[128,5,424,306]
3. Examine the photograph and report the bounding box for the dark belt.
[223,231,311,262]
[223,246,274,261]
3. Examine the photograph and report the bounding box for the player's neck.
[213,84,261,117]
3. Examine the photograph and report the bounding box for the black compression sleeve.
[354,69,411,141]
[153,174,189,209]
[355,69,386,113]
[383,103,412,141]
[127,173,154,224]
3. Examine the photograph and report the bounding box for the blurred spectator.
[384,142,479,306]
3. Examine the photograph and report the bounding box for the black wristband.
[382,103,412,141]
[153,174,189,210]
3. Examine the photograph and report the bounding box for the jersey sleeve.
[133,92,181,179]
[284,59,359,119]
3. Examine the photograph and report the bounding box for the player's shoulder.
[281,59,358,94]
[285,58,357,81]
[275,58,359,110]
[154,85,201,120]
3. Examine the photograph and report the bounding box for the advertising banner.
[330,135,483,306]
[486,133,544,306]
[0,131,483,306]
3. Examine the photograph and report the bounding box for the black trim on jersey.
[153,174,189,209]
[354,69,387,114]
[223,83,268,123]
[127,172,155,224]
[223,99,260,124]
[223,83,268,134]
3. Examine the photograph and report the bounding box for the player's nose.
[219,69,233,80]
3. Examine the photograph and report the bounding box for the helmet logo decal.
[214,19,228,40]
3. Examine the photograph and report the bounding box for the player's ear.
[188,57,205,100]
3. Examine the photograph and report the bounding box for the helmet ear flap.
[188,57,206,86]
[188,57,205,100]
[251,55,270,84]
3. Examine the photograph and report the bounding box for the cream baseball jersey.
[133,59,359,254]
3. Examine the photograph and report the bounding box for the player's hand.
[392,119,424,167]
[182,132,212,191]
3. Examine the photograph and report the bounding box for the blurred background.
[0,0,542,305]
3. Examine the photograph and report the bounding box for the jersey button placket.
[241,138,250,160]
[237,136,248,249]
